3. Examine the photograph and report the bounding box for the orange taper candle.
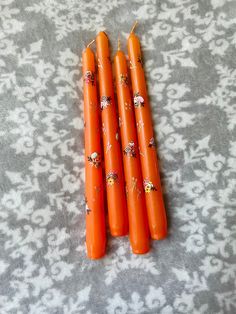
[82,42,106,259]
[96,32,128,236]
[127,22,168,240]
[114,39,149,253]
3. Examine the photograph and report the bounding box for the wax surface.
[96,32,128,236]
[128,32,168,240]
[114,49,150,253]
[82,47,106,259]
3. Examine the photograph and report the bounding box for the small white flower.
[91,152,98,159]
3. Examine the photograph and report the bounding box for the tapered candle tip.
[98,31,108,39]
[130,20,138,33]
[87,39,95,48]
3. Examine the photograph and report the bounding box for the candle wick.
[118,36,121,50]
[130,20,138,34]
[87,39,95,48]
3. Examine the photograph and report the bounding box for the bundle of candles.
[82,22,167,259]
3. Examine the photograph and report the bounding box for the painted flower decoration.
[137,55,143,67]
[119,116,122,128]
[120,73,128,86]
[86,203,91,215]
[106,172,118,186]
[101,96,112,110]
[87,152,101,168]
[143,180,157,193]
[123,141,136,157]
[134,92,144,107]
[148,137,156,148]
[84,70,95,85]
[85,197,91,215]
[115,132,119,141]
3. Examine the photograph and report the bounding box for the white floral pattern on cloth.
[0,0,236,313]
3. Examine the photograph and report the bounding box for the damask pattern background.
[0,0,236,313]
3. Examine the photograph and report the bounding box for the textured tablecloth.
[0,0,236,313]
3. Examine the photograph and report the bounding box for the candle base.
[132,247,150,255]
[86,244,106,260]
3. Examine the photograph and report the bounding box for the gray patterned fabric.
[0,0,236,313]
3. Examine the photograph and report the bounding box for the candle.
[114,39,149,253]
[82,42,106,259]
[96,32,128,236]
[127,22,167,240]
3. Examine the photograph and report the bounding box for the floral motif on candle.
[89,101,97,111]
[129,60,136,70]
[137,55,143,67]
[143,179,157,193]
[120,73,128,86]
[94,185,101,194]
[137,188,142,198]
[101,96,112,110]
[98,58,103,68]
[84,71,95,85]
[123,141,137,157]
[106,141,112,154]
[131,177,138,192]
[125,102,132,110]
[102,122,106,134]
[139,146,144,157]
[85,197,91,215]
[119,117,123,128]
[87,152,101,168]
[106,172,118,186]
[134,92,144,107]
[137,120,144,132]
[148,137,156,148]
